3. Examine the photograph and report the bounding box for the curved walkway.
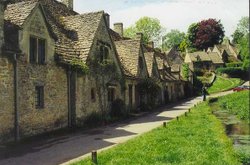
[0,90,236,165]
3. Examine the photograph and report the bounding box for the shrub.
[110,99,127,118]
[216,67,246,78]
[225,62,243,67]
[208,97,218,104]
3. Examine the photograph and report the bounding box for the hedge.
[216,67,246,78]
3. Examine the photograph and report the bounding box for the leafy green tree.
[232,17,249,71]
[162,29,185,51]
[124,17,163,44]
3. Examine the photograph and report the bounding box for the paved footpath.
[0,91,235,165]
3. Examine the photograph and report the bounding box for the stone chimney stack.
[104,13,110,28]
[62,0,73,10]
[113,23,123,37]
[0,3,4,54]
[136,32,143,41]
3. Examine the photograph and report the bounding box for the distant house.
[184,51,224,71]
[212,39,240,63]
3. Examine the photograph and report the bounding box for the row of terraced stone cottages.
[0,0,193,143]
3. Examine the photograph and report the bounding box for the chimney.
[0,3,4,54]
[62,0,73,10]
[136,32,143,40]
[104,13,110,28]
[113,23,123,37]
[148,41,154,49]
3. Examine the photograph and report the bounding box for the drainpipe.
[13,53,20,141]
[67,66,72,128]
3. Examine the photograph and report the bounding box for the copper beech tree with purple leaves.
[187,19,225,50]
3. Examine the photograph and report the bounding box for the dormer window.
[29,36,46,64]
[99,46,109,62]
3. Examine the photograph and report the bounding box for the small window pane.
[35,86,44,109]
[91,88,96,102]
[38,39,46,64]
[30,37,37,63]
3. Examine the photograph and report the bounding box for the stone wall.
[75,15,123,125]
[16,7,68,137]
[0,57,15,142]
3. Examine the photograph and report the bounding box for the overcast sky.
[70,0,249,37]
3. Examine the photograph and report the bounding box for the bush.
[110,99,127,118]
[208,97,218,104]
[225,62,243,67]
[216,67,247,78]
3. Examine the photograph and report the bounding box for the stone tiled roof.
[187,51,211,62]
[4,1,38,27]
[4,0,105,63]
[166,47,184,66]
[59,11,104,63]
[144,52,154,77]
[208,52,224,64]
[114,39,141,77]
[171,64,181,72]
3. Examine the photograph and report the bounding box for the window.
[139,56,143,69]
[91,88,96,102]
[30,37,37,63]
[29,36,46,64]
[35,86,44,109]
[108,88,115,102]
[99,46,109,62]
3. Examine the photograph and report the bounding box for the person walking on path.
[202,86,207,101]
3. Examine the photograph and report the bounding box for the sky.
[69,0,249,37]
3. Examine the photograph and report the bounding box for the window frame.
[35,86,44,109]
[91,88,96,102]
[29,36,46,64]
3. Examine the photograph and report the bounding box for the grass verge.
[73,103,239,165]
[215,90,249,122]
[207,76,242,94]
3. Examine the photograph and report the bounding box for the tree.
[232,17,249,71]
[124,17,163,44]
[187,19,225,50]
[232,16,249,44]
[162,29,185,51]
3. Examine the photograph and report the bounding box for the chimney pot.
[104,13,110,28]
[113,23,123,37]
[136,32,143,40]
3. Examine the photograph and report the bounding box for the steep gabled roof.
[208,52,224,64]
[144,52,154,77]
[187,51,211,62]
[114,39,141,77]
[59,11,104,63]
[4,1,38,27]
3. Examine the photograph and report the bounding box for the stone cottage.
[185,51,224,71]
[0,0,123,142]
[110,29,149,111]
[0,0,193,143]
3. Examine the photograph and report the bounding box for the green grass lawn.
[216,90,249,122]
[73,103,239,165]
[209,90,250,163]
[207,76,242,94]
